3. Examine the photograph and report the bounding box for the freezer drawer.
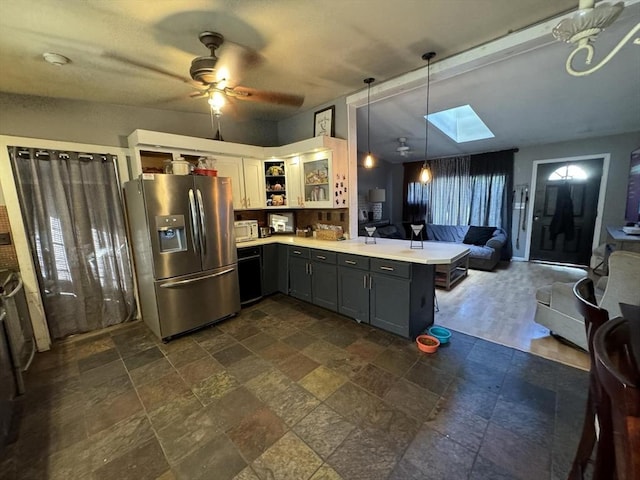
[154,265,241,339]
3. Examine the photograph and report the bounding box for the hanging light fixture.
[552,0,639,76]
[363,77,375,168]
[420,52,435,183]
[208,90,225,141]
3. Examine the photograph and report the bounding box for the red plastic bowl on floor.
[416,334,440,353]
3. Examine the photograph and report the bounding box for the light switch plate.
[0,232,11,245]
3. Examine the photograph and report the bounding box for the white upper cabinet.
[241,158,265,209]
[284,157,303,207]
[127,129,347,210]
[214,157,245,210]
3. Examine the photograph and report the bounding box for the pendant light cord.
[367,82,371,154]
[422,52,435,165]
[364,77,375,166]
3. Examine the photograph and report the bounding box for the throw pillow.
[463,226,496,246]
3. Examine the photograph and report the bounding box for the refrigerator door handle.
[188,189,200,254]
[159,267,236,288]
[196,188,207,256]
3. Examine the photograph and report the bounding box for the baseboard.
[511,256,527,262]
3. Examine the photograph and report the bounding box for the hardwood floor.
[436,261,590,370]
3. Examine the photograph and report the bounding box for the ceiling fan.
[396,137,412,157]
[104,31,304,112]
[188,31,304,109]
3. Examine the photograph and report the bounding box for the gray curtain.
[10,147,135,340]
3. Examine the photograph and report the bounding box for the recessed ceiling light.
[42,52,70,66]
[426,105,494,143]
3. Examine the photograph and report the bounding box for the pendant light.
[420,52,435,183]
[363,77,375,168]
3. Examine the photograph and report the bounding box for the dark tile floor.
[0,294,589,480]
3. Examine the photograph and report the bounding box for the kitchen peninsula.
[243,236,469,339]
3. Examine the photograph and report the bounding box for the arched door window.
[548,164,588,181]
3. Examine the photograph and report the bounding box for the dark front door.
[530,158,603,266]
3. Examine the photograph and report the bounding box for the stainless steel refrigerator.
[124,174,240,340]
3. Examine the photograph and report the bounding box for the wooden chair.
[594,316,640,480]
[568,277,615,480]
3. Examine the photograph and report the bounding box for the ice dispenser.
[156,215,186,253]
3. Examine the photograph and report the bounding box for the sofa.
[533,250,640,350]
[409,223,507,270]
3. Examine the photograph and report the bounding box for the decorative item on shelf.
[267,164,284,176]
[364,226,377,244]
[310,186,327,201]
[416,334,440,353]
[296,228,312,238]
[410,224,424,249]
[428,326,452,344]
[270,194,285,206]
[369,188,385,220]
[314,105,335,137]
[419,52,436,184]
[363,77,375,168]
[552,0,638,77]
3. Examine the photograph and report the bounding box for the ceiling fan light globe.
[208,91,225,110]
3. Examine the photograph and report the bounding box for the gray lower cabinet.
[369,272,411,336]
[310,259,337,311]
[288,247,337,310]
[289,247,435,338]
[289,249,312,301]
[337,254,370,323]
[261,244,289,296]
[277,244,289,294]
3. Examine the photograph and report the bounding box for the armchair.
[533,250,640,350]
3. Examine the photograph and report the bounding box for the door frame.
[524,153,610,262]
[0,135,131,351]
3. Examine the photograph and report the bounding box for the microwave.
[234,220,259,243]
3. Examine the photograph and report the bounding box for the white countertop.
[236,236,470,265]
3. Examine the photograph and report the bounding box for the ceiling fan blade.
[226,86,304,107]
[103,52,200,86]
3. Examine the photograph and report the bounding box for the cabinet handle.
[247,197,251,207]
[305,263,308,274]
[309,263,312,275]
[369,275,372,289]
[379,266,394,271]
[363,275,367,289]
[293,250,302,255]
[316,255,326,260]
[345,260,356,265]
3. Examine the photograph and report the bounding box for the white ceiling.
[0,0,638,161]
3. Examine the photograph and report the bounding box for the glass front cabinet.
[302,151,340,208]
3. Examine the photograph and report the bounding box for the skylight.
[426,105,494,143]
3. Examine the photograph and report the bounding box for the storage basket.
[315,227,343,241]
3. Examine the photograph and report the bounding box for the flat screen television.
[625,148,640,225]
[268,211,296,233]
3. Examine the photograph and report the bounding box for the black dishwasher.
[237,246,262,306]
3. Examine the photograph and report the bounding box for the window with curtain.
[403,149,514,258]
[9,147,135,340]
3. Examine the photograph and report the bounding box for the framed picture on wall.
[314,106,335,137]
